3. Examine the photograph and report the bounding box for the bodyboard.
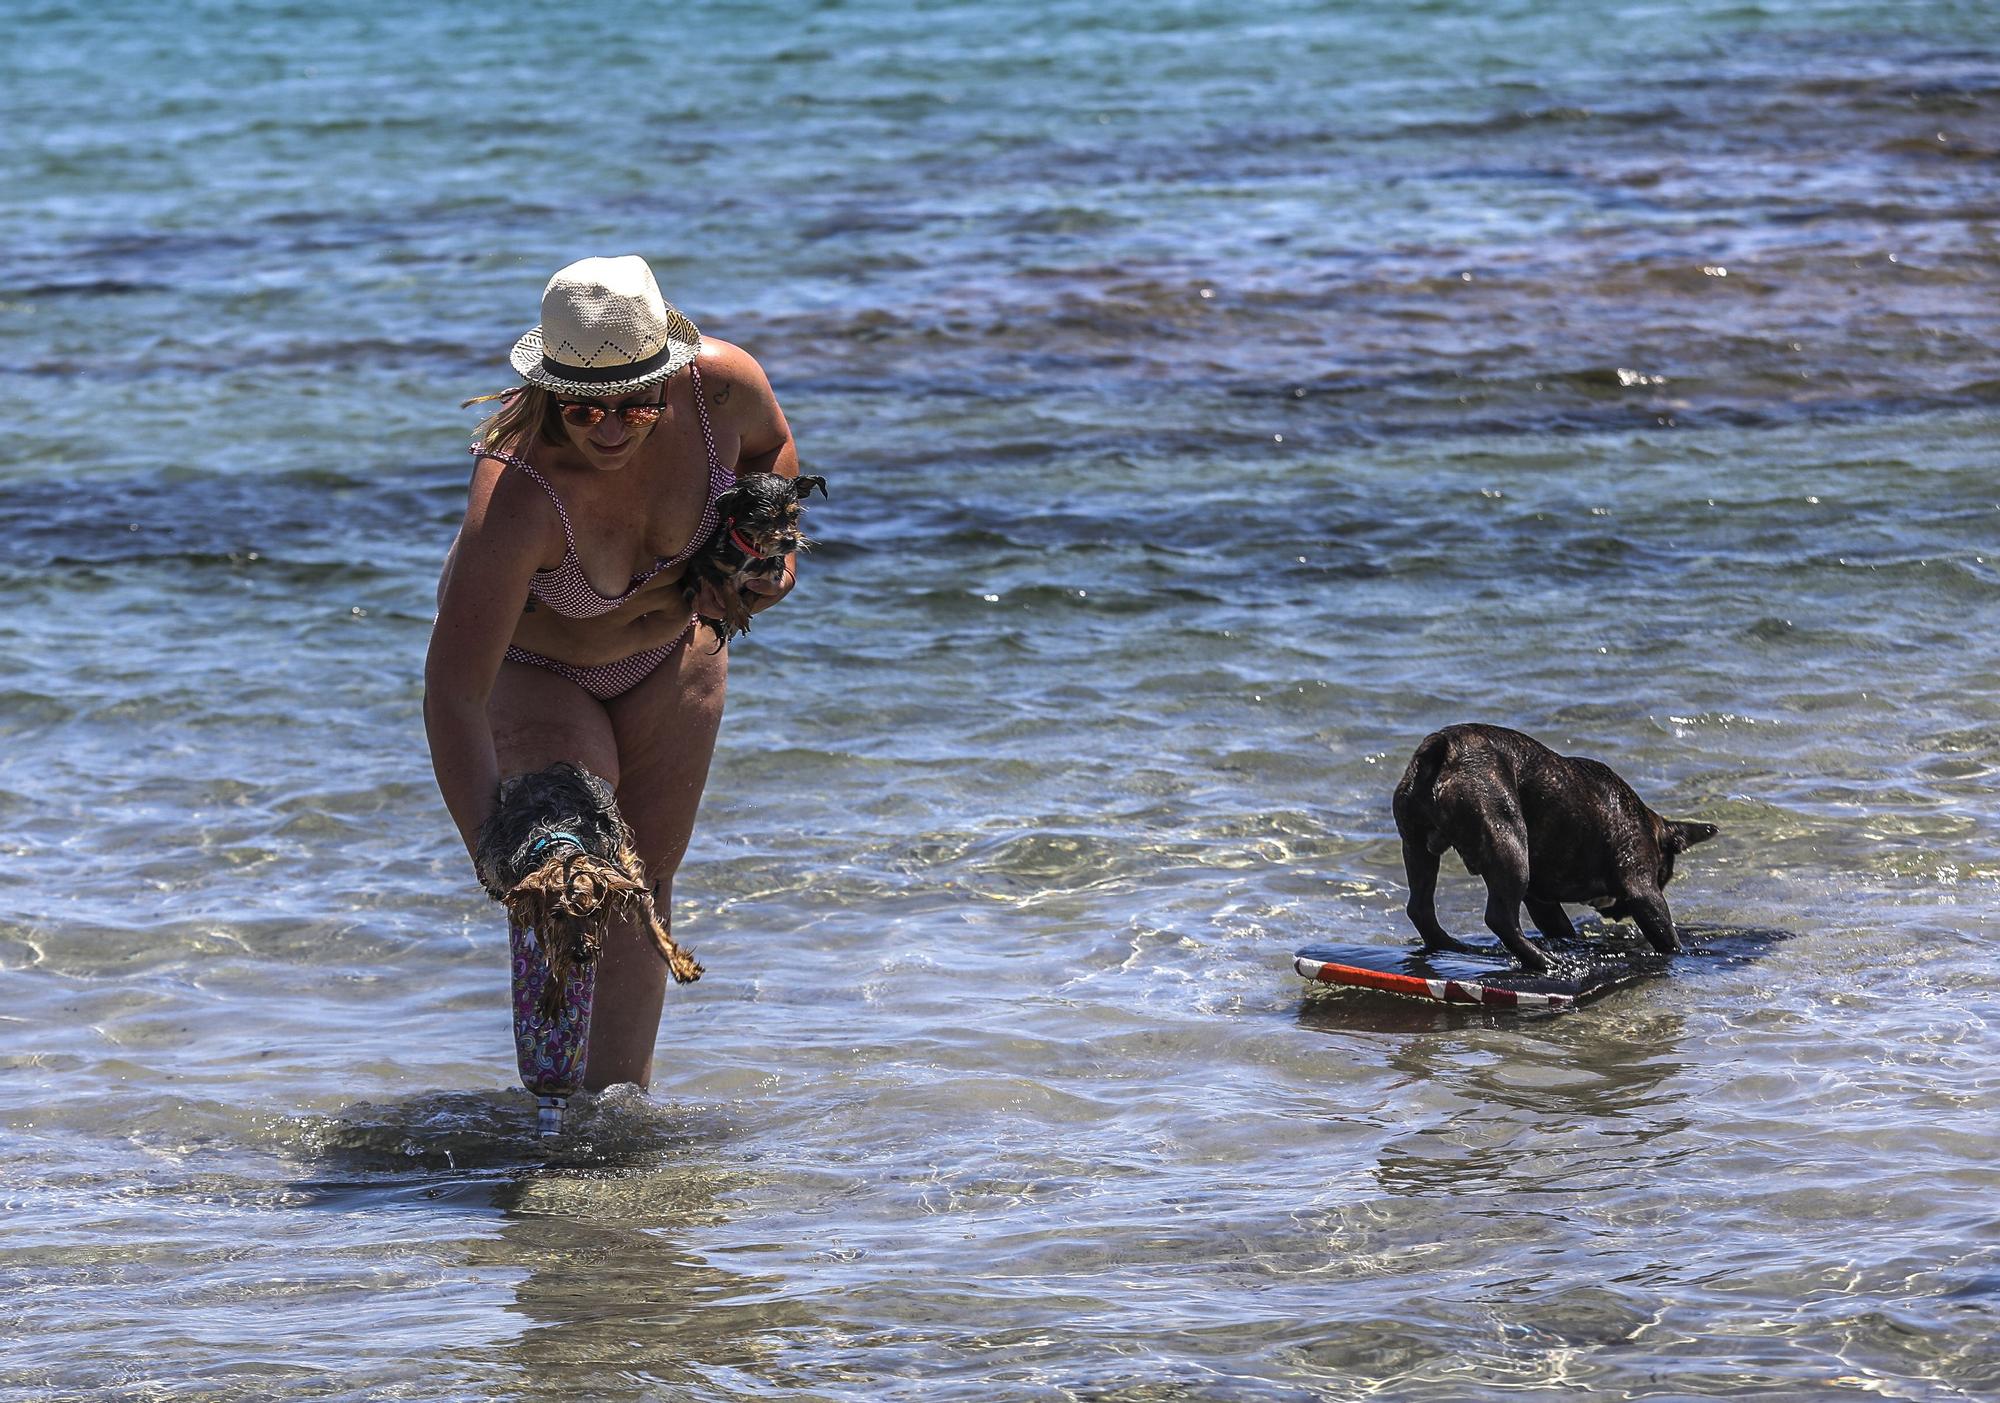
[1295,925,1790,1011]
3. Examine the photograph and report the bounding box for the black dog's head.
[1656,818,1719,889]
[1602,819,1719,918]
[474,761,629,896]
[714,473,827,561]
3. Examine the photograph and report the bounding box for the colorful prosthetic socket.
[510,921,596,1136]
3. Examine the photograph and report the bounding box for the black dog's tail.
[1405,730,1455,800]
[1396,730,1459,854]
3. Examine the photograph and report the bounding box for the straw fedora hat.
[509,256,702,397]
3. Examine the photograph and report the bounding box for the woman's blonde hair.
[462,385,568,450]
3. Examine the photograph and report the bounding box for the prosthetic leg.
[509,921,597,1137]
[479,764,701,1138]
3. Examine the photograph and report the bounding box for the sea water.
[2,1,1997,1397]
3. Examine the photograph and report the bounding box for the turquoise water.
[3,1,1999,1398]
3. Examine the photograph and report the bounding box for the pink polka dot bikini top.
[471,364,734,620]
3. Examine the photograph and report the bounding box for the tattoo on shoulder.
[711,383,731,406]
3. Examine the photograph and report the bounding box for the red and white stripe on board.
[1293,954,1577,1009]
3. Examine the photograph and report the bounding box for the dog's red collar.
[726,519,771,560]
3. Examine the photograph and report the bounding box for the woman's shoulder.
[461,441,564,557]
[694,337,776,397]
[472,430,569,493]
[470,427,538,472]
[695,334,756,370]
[691,338,785,441]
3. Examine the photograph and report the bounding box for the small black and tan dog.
[475,761,702,1017]
[683,472,827,648]
[1392,723,1718,972]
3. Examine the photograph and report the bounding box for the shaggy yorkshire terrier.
[474,762,702,1019]
[683,472,827,648]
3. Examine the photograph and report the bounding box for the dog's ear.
[792,475,828,500]
[577,767,618,810]
[1665,820,1719,853]
[713,485,748,519]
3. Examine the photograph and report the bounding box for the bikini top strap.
[470,445,577,556]
[687,363,731,497]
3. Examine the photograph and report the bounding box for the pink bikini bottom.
[504,620,697,701]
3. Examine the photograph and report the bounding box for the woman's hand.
[689,568,793,632]
[739,562,795,616]
[689,578,740,625]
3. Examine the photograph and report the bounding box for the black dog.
[1392,724,1718,972]
[474,762,702,1016]
[683,472,827,648]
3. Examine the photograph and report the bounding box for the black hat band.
[541,341,679,384]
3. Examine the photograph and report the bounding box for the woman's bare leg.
[487,660,622,787]
[588,636,729,1088]
[482,641,727,1091]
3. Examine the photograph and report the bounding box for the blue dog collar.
[526,830,587,860]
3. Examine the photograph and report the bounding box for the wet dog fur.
[683,472,827,648]
[474,761,701,1016]
[1392,723,1718,972]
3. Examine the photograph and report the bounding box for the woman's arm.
[702,340,801,616]
[424,459,549,869]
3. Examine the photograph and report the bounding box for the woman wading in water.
[427,255,798,1088]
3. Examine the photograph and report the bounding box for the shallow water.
[3,0,1999,1398]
